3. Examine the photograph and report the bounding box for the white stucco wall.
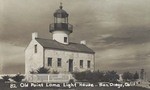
[44,49,95,73]
[25,37,95,81]
[52,31,70,44]
[25,39,44,76]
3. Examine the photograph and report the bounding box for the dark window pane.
[57,58,61,67]
[88,61,91,68]
[64,37,67,43]
[34,45,37,53]
[80,60,83,68]
[48,58,52,66]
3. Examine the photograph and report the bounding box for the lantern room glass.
[54,17,68,23]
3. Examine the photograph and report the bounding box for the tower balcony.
[49,23,73,33]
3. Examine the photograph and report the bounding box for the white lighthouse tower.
[49,3,73,44]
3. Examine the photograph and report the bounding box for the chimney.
[32,32,38,40]
[80,40,86,45]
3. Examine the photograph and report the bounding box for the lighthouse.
[25,3,95,82]
[49,3,73,44]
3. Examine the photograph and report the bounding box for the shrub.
[30,70,37,74]
[11,74,25,82]
[73,70,119,83]
[103,71,119,83]
[122,72,134,82]
[73,71,86,81]
[37,67,50,74]
[85,71,100,83]
[68,79,75,84]
[2,75,10,82]
[52,70,59,74]
[133,71,139,80]
[73,70,104,83]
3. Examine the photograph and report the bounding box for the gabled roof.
[35,38,95,54]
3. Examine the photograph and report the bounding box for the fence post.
[48,75,49,82]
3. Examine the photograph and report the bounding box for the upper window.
[48,58,52,66]
[64,37,67,43]
[87,60,91,68]
[80,60,83,68]
[57,58,62,67]
[34,44,37,53]
[56,18,67,23]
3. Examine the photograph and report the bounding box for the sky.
[0,0,150,79]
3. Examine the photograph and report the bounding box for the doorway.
[68,59,73,72]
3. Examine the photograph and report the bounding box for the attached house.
[25,4,95,81]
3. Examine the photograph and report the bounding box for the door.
[68,59,73,72]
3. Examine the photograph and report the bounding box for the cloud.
[0,42,24,74]
[94,42,150,74]
[89,27,150,52]
[1,0,150,79]
[2,63,24,74]
[1,0,150,46]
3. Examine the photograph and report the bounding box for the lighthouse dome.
[54,5,68,18]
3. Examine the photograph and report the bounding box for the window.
[80,60,83,68]
[87,61,91,68]
[48,58,52,66]
[64,37,67,43]
[34,44,37,53]
[57,58,61,67]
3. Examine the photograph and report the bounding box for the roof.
[35,38,95,54]
[53,5,68,18]
[54,9,68,18]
